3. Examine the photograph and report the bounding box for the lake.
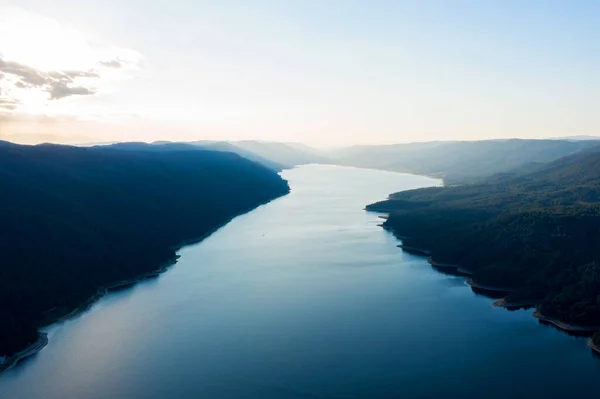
[1,164,599,399]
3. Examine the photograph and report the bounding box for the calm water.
[1,165,599,399]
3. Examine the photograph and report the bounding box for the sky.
[0,0,598,146]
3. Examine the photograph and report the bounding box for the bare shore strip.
[492,297,536,308]
[465,278,517,292]
[0,333,49,374]
[532,310,600,333]
[396,244,431,256]
[427,257,473,276]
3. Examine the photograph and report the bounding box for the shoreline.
[0,195,288,375]
[323,162,445,184]
[378,219,600,356]
[532,311,600,333]
[0,333,48,374]
[492,297,536,308]
[427,257,473,276]
[465,278,517,292]
[40,255,180,329]
[397,244,431,256]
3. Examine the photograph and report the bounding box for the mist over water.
[1,165,599,399]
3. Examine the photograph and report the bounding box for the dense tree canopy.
[0,141,289,356]
[367,147,600,327]
[593,332,600,347]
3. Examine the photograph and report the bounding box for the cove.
[1,164,599,399]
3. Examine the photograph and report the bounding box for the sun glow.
[0,6,141,118]
[0,9,96,71]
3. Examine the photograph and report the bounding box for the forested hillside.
[104,140,327,171]
[331,139,597,184]
[0,141,289,356]
[367,147,600,327]
[96,141,287,172]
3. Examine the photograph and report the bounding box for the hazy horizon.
[1,1,598,146]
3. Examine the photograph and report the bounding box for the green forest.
[0,141,289,357]
[367,146,600,328]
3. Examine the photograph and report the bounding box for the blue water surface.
[1,165,598,399]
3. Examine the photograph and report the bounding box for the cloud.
[0,98,19,110]
[49,84,95,99]
[98,59,122,69]
[0,58,47,86]
[48,70,99,80]
[0,57,99,105]
[0,78,20,110]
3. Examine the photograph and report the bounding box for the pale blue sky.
[0,0,598,145]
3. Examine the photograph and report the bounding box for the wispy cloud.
[0,58,100,102]
[98,60,122,69]
[0,98,20,110]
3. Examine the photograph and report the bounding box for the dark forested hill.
[367,147,600,328]
[104,140,327,171]
[0,141,289,357]
[95,141,287,172]
[330,139,598,184]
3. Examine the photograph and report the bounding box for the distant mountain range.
[91,138,600,186]
[551,135,600,141]
[325,139,600,185]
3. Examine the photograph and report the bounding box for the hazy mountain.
[188,141,286,171]
[0,142,289,357]
[98,141,198,152]
[329,139,599,185]
[552,135,600,141]
[230,140,328,168]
